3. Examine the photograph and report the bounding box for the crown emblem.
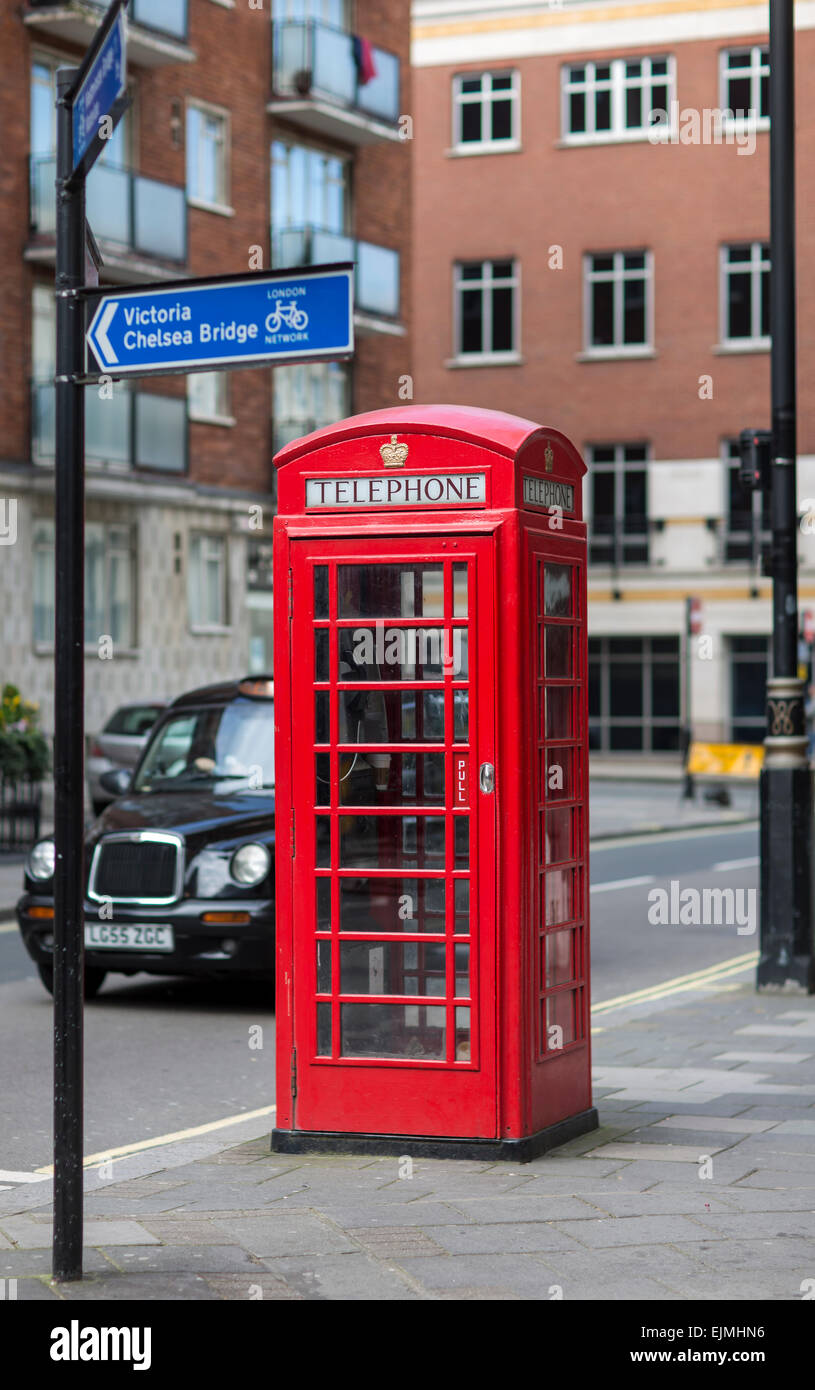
[380,434,408,467]
[544,443,554,472]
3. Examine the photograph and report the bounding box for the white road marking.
[0,1170,50,1184]
[591,821,757,852]
[0,922,18,934]
[713,856,759,872]
[590,875,655,894]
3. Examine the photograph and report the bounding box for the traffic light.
[738,428,772,490]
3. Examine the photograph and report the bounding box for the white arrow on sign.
[92,300,119,367]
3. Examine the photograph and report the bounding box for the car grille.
[91,836,181,902]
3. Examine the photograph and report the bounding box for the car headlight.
[27,839,55,881]
[230,842,271,887]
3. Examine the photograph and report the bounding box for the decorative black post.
[758,0,814,991]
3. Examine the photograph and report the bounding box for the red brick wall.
[412,33,815,459]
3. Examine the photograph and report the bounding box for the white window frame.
[587,443,650,567]
[32,520,137,651]
[188,531,230,632]
[720,242,770,349]
[451,70,520,154]
[272,359,350,453]
[188,372,233,426]
[186,99,232,215]
[562,55,676,144]
[582,250,653,357]
[452,259,520,365]
[719,45,770,131]
[271,138,349,237]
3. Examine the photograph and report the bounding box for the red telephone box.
[271,405,597,1160]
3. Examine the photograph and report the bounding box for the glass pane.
[546,687,574,740]
[545,929,574,987]
[317,1002,332,1055]
[492,97,512,141]
[455,817,470,867]
[544,564,572,616]
[491,285,514,351]
[455,1007,471,1061]
[545,808,573,864]
[453,563,468,616]
[546,989,577,1047]
[315,753,331,805]
[338,565,444,618]
[317,939,332,994]
[339,876,445,934]
[315,628,329,681]
[454,691,469,742]
[338,689,445,745]
[544,867,574,926]
[461,101,481,143]
[316,816,331,867]
[314,565,329,618]
[338,626,465,681]
[317,877,331,930]
[455,944,470,997]
[544,747,577,801]
[340,941,446,996]
[315,691,330,744]
[591,279,614,345]
[340,815,446,869]
[545,626,572,678]
[336,752,445,806]
[454,878,470,934]
[341,1003,446,1059]
[609,662,643,717]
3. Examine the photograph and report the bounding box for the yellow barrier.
[687,741,764,778]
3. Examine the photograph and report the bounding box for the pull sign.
[479,763,495,794]
[455,756,469,806]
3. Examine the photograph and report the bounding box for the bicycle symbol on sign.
[265,300,309,334]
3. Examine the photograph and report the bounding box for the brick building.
[412,0,815,753]
[0,0,411,739]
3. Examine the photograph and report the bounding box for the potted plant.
[0,684,50,849]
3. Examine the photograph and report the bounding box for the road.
[0,820,758,1173]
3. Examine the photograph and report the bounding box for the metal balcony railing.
[27,0,189,41]
[32,381,187,473]
[272,225,400,321]
[30,156,187,265]
[272,19,400,125]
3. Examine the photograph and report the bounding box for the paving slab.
[99,1243,264,1274]
[260,1253,421,1301]
[213,1213,358,1257]
[0,1217,160,1249]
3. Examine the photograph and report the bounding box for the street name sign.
[71,1,128,178]
[86,267,354,378]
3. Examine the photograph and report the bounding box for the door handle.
[479,762,495,794]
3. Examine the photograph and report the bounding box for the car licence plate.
[84,923,175,952]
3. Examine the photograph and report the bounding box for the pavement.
[2,973,814,1301]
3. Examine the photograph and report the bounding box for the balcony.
[270,20,401,146]
[272,226,402,335]
[28,156,187,281]
[32,380,187,473]
[24,0,194,68]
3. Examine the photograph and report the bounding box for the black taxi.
[17,677,275,996]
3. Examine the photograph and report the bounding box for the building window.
[452,71,519,150]
[729,636,769,743]
[33,521,136,649]
[188,372,230,424]
[273,360,349,453]
[273,0,349,21]
[589,637,681,753]
[186,102,229,209]
[721,47,769,123]
[584,251,651,351]
[189,533,228,630]
[723,439,771,564]
[454,259,518,360]
[588,444,649,565]
[271,140,348,262]
[721,243,770,345]
[563,57,672,140]
[247,540,275,675]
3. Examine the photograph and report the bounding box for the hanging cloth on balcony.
[352,35,377,86]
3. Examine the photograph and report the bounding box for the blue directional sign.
[72,5,127,177]
[86,267,355,378]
